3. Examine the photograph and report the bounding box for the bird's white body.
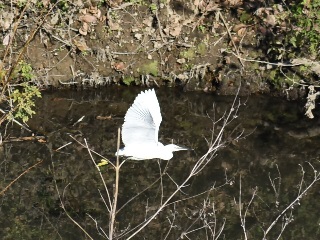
[116,89,189,160]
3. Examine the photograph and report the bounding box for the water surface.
[1,87,320,239]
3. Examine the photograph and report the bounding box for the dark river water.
[1,87,320,239]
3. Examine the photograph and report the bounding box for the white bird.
[116,89,189,160]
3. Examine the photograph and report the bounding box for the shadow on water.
[1,86,320,239]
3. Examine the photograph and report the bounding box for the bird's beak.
[176,145,192,151]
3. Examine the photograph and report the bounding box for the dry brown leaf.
[237,27,246,37]
[233,23,246,32]
[205,2,218,13]
[96,115,112,120]
[225,56,231,64]
[177,58,186,64]
[73,38,90,51]
[256,7,273,16]
[134,33,142,40]
[79,8,87,14]
[42,0,50,7]
[108,19,121,31]
[50,13,59,25]
[89,6,98,14]
[73,0,82,7]
[95,9,102,19]
[266,15,276,26]
[109,0,123,7]
[88,6,102,18]
[229,36,239,46]
[197,0,207,13]
[2,33,11,46]
[170,24,182,37]
[227,0,243,7]
[79,14,97,23]
[182,18,193,26]
[0,12,14,30]
[79,22,89,35]
[79,28,87,35]
[113,62,125,71]
[177,73,188,80]
[143,17,153,27]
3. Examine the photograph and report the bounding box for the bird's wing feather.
[122,89,162,146]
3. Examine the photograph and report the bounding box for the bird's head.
[160,144,190,160]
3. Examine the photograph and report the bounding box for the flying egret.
[116,89,189,160]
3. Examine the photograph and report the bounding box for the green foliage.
[288,0,320,56]
[198,25,206,33]
[140,61,159,76]
[197,43,207,55]
[150,3,157,13]
[239,11,252,23]
[98,0,107,7]
[55,0,69,11]
[180,48,196,60]
[11,61,35,82]
[123,76,135,86]
[268,70,282,89]
[124,0,144,4]
[183,63,193,71]
[20,61,34,81]
[16,0,27,8]
[10,83,41,123]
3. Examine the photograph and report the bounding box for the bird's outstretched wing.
[122,89,162,146]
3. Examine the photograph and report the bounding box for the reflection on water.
[1,87,320,239]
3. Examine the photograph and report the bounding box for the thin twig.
[0,160,43,196]
[0,108,31,132]
[263,162,320,237]
[109,128,121,239]
[51,156,94,240]
[84,138,112,213]
[217,10,245,67]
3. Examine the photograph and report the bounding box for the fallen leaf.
[79,14,97,23]
[79,22,89,35]
[134,33,142,40]
[177,73,188,80]
[89,6,101,18]
[233,23,246,32]
[96,115,112,120]
[42,0,50,7]
[2,33,11,46]
[170,24,182,37]
[79,8,87,14]
[73,38,90,51]
[225,56,231,64]
[266,15,276,26]
[205,2,218,12]
[237,27,246,37]
[107,19,121,31]
[177,58,186,64]
[50,13,59,25]
[89,6,99,14]
[143,17,153,27]
[0,12,14,30]
[113,62,125,71]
